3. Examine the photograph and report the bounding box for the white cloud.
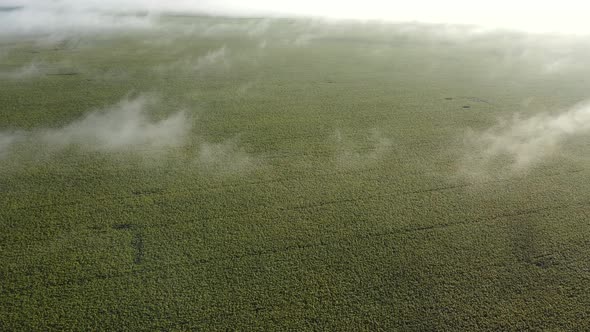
[460,101,590,177]
[0,96,192,157]
[40,96,191,151]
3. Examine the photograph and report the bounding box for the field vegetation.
[2,14,590,330]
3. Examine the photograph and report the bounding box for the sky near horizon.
[2,0,590,35]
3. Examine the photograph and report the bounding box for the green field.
[3,16,590,330]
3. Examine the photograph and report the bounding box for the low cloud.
[41,96,191,152]
[0,96,192,158]
[0,95,261,174]
[460,100,590,177]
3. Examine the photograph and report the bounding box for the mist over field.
[0,96,191,157]
[460,101,590,178]
[40,96,191,151]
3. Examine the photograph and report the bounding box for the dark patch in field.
[412,225,436,231]
[132,233,144,264]
[112,223,144,264]
[0,201,578,295]
[462,105,471,109]
[88,225,108,234]
[444,97,453,100]
[113,223,133,230]
[526,254,559,269]
[132,188,164,196]
[46,72,79,76]
[531,254,557,269]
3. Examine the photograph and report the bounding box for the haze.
[3,0,590,35]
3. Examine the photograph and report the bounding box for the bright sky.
[194,0,590,34]
[4,0,590,35]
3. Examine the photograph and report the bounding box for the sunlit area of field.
[3,9,590,330]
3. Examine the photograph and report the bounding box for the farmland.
[2,15,590,330]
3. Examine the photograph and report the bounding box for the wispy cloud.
[0,96,192,158]
[460,100,590,177]
[40,96,191,151]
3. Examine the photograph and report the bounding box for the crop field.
[3,14,590,330]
